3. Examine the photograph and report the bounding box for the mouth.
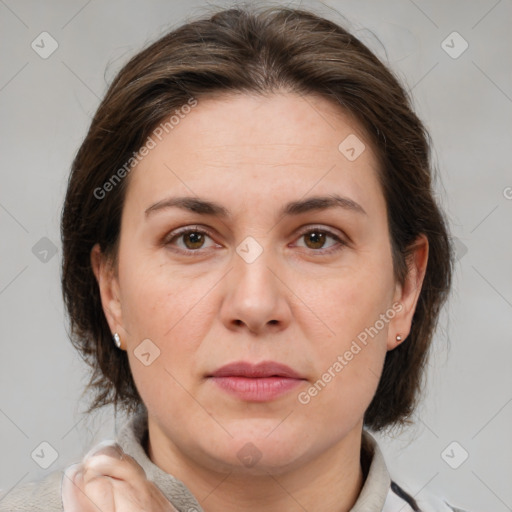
[207,361,306,402]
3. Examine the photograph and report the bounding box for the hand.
[62,441,179,511]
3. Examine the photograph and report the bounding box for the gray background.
[0,0,511,510]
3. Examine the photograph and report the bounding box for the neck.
[146,422,365,512]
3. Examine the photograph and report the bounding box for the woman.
[0,5,464,511]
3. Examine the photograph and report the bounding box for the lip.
[210,361,304,379]
[208,361,306,402]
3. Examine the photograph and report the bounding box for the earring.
[396,334,402,342]
[113,332,122,349]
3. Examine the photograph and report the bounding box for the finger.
[62,442,121,512]
[82,440,126,462]
[77,471,116,511]
[81,444,147,487]
[63,463,115,512]
[62,464,82,512]
[108,477,181,512]
[64,446,179,512]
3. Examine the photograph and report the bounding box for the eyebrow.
[144,194,367,218]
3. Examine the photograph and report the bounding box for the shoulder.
[385,481,471,512]
[0,469,64,512]
[0,411,154,512]
[362,430,470,512]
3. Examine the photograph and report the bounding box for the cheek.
[293,254,394,417]
[118,248,209,340]
[297,287,389,431]
[120,267,213,411]
[118,256,222,397]
[297,257,395,349]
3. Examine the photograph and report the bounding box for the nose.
[219,244,292,335]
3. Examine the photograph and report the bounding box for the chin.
[199,428,311,475]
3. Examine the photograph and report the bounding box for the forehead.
[124,92,382,212]
[159,92,371,153]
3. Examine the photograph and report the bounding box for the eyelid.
[295,224,345,239]
[162,225,219,252]
[292,225,348,252]
[163,224,348,255]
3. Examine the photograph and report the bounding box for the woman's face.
[94,92,425,475]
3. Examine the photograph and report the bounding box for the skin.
[86,92,428,512]
[61,444,178,511]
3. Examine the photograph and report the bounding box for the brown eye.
[303,231,327,249]
[182,231,205,250]
[165,227,217,253]
[294,228,345,254]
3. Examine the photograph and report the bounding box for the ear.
[90,243,124,340]
[387,234,429,351]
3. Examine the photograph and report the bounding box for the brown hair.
[61,5,453,431]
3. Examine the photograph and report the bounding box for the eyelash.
[163,225,347,256]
